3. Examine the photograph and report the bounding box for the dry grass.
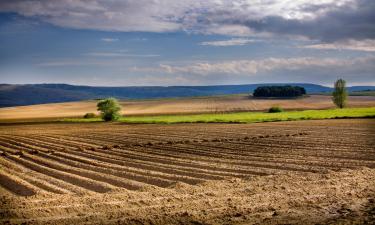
[1,95,375,122]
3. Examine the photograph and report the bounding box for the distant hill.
[1,83,374,107]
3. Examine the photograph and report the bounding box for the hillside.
[1,83,374,107]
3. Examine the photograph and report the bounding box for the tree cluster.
[253,86,306,98]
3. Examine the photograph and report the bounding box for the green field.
[62,107,375,124]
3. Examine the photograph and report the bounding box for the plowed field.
[0,119,375,224]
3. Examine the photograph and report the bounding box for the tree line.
[252,85,306,98]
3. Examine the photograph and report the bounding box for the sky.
[0,0,374,87]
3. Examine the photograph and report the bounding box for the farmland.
[1,95,375,122]
[63,107,375,124]
[0,119,374,224]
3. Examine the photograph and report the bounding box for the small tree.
[97,98,121,121]
[332,79,347,108]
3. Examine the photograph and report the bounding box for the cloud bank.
[1,0,374,43]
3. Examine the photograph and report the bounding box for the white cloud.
[302,39,375,52]
[134,56,375,76]
[101,38,119,42]
[200,38,256,46]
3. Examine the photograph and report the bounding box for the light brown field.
[0,119,374,224]
[1,95,375,122]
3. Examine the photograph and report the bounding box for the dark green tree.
[332,79,348,108]
[253,86,306,97]
[97,98,121,121]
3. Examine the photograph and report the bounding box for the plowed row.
[0,119,374,224]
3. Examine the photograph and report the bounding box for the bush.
[83,113,96,119]
[97,98,122,121]
[253,85,306,98]
[268,106,284,113]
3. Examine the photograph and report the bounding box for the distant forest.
[253,86,306,98]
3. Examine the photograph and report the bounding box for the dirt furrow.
[3,154,114,193]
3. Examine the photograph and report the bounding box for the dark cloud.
[235,0,375,41]
[0,0,374,42]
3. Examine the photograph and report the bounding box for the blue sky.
[0,0,374,86]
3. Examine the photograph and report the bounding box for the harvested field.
[0,119,375,224]
[1,95,375,122]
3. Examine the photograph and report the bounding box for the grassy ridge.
[62,107,375,124]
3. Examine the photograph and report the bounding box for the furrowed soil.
[1,95,375,122]
[0,119,374,224]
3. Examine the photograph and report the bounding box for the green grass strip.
[61,107,375,124]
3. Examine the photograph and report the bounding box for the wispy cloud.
[200,38,256,47]
[134,56,375,76]
[301,39,375,52]
[84,52,160,57]
[101,38,119,42]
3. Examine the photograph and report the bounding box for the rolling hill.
[1,83,374,107]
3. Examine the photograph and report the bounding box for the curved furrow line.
[136,142,375,168]
[0,144,18,154]
[3,154,114,193]
[0,165,67,195]
[0,137,50,155]
[41,131,371,171]
[1,136,220,183]
[124,145,338,173]
[39,134,115,148]
[70,131,374,158]
[0,170,38,196]
[199,138,373,156]
[0,157,87,195]
[6,136,233,180]
[83,146,270,177]
[3,135,84,153]
[24,137,208,185]
[37,151,175,188]
[19,152,146,191]
[185,141,375,161]
[61,149,249,179]
[1,135,66,152]
[244,138,375,153]
[19,134,262,178]
[35,134,111,148]
[7,133,372,171]
[50,150,204,185]
[108,145,327,173]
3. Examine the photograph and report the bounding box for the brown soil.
[0,119,374,224]
[0,95,375,122]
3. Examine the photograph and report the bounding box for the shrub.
[83,113,96,119]
[268,106,284,113]
[97,98,122,121]
[253,85,306,98]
